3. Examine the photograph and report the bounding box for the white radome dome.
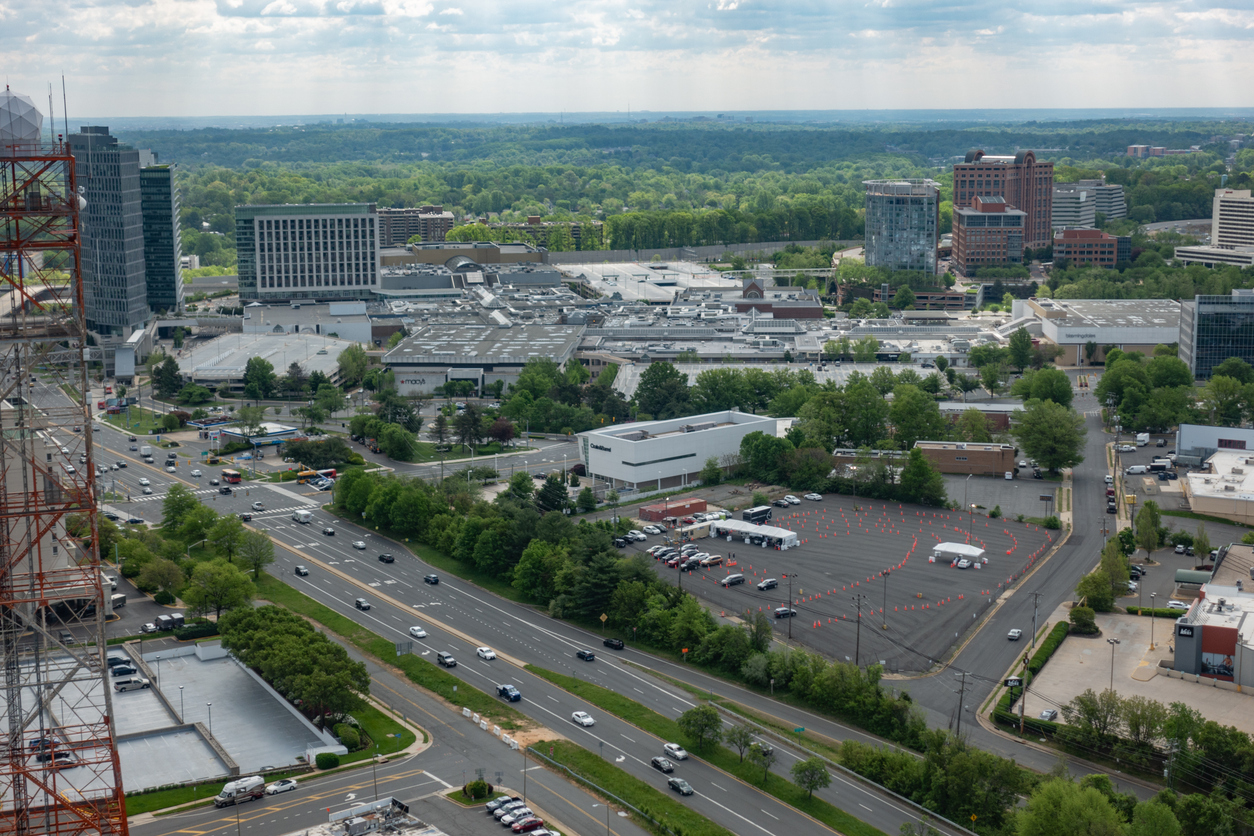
[0,88,44,152]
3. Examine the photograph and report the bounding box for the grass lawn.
[254,574,529,731]
[103,407,166,435]
[402,440,531,464]
[526,667,887,836]
[534,739,734,836]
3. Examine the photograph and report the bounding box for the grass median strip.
[526,665,887,836]
[534,739,733,836]
[255,574,528,730]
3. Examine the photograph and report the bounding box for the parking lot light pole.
[1106,638,1121,691]
[207,702,212,736]
[178,686,184,722]
[881,568,890,630]
[1150,592,1157,650]
[784,573,798,639]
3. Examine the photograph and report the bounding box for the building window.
[1218,439,1248,450]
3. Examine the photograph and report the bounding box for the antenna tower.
[0,90,129,836]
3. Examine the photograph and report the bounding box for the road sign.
[794,727,805,733]
[1004,677,1023,688]
[1038,495,1053,502]
[600,613,608,623]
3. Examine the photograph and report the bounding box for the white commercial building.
[579,410,777,494]
[1051,184,1097,231]
[1176,189,1254,268]
[1011,297,1181,366]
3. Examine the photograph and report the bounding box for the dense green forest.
[150,120,1254,267]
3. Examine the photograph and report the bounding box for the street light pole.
[1106,638,1121,691]
[1150,592,1157,650]
[852,592,866,666]
[207,702,213,735]
[179,685,184,722]
[881,568,890,630]
[784,573,798,639]
[964,474,973,537]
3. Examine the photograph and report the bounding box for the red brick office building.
[953,150,1055,248]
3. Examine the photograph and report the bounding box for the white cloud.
[0,0,1251,115]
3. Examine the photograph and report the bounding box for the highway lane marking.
[710,782,727,792]
[620,734,635,743]
[859,804,873,812]
[760,809,778,820]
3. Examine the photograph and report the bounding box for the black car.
[128,445,138,451]
[102,511,120,522]
[667,777,693,796]
[126,517,144,525]
[219,486,232,495]
[166,452,178,460]
[238,513,252,521]
[613,537,628,548]
[322,527,335,536]
[423,574,439,585]
[603,637,624,650]
[115,461,126,469]
[128,436,137,442]
[771,499,789,508]
[576,649,595,661]
[294,566,309,576]
[650,756,674,773]
[378,553,395,564]
[110,664,137,677]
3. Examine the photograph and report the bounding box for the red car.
[512,818,544,834]
[681,516,696,525]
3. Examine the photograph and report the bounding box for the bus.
[742,506,773,525]
[316,468,336,480]
[221,469,243,484]
[296,470,318,484]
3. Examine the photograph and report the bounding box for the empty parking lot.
[626,494,1055,672]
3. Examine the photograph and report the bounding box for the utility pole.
[852,592,866,666]
[1029,591,1043,648]
[881,568,891,630]
[784,573,798,639]
[1019,652,1029,735]
[954,671,968,738]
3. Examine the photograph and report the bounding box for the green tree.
[898,449,948,507]
[635,362,691,419]
[315,384,346,417]
[981,363,1007,397]
[234,405,266,437]
[700,456,722,485]
[852,336,880,362]
[536,475,568,512]
[1012,400,1087,472]
[1008,327,1033,372]
[243,356,277,400]
[1017,779,1123,836]
[337,344,369,389]
[161,483,199,533]
[182,559,254,619]
[152,357,182,399]
[724,724,755,762]
[747,739,777,784]
[177,383,214,404]
[1125,800,1181,836]
[137,558,183,595]
[890,385,946,449]
[676,705,723,752]
[952,408,993,442]
[238,530,275,578]
[429,413,449,445]
[790,757,832,799]
[891,286,916,309]
[209,514,247,562]
[1135,501,1162,559]
[507,471,535,502]
[161,413,180,432]
[284,361,307,396]
[1210,356,1254,384]
[576,487,596,513]
[1193,524,1212,560]
[1077,570,1116,612]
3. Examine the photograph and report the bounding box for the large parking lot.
[623,494,1054,672]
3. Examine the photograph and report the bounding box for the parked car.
[784,495,800,505]
[512,817,545,834]
[642,525,662,535]
[957,559,972,569]
[804,493,823,501]
[486,796,522,813]
[1167,600,1190,610]
[772,499,790,508]
[571,711,595,727]
[1039,709,1059,722]
[1174,544,1186,554]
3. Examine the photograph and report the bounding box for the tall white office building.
[236,204,380,302]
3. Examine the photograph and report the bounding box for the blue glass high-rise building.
[140,162,184,313]
[1180,289,1254,379]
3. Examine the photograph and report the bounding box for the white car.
[1007,629,1023,641]
[353,541,367,550]
[1118,444,1136,452]
[784,495,801,505]
[265,778,297,795]
[571,711,595,727]
[165,465,176,473]
[138,477,150,486]
[663,743,688,760]
[409,626,427,638]
[476,647,496,661]
[1167,600,1190,610]
[190,469,202,477]
[1127,581,1138,593]
[1104,475,1114,484]
[251,501,264,510]
[956,559,971,569]
[1174,544,1186,554]
[804,493,823,501]
[628,530,647,541]
[643,525,662,535]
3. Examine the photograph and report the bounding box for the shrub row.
[174,620,219,640]
[1125,606,1186,618]
[997,621,1070,715]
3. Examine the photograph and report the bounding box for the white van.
[291,510,313,524]
[1126,465,1149,475]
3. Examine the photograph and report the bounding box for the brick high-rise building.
[952,150,1054,248]
[952,196,1026,276]
[377,206,454,246]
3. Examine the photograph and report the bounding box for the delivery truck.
[140,445,151,457]
[292,510,313,524]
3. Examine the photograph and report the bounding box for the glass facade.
[1181,290,1254,379]
[140,164,183,313]
[863,180,939,274]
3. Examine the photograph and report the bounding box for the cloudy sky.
[3,0,1253,117]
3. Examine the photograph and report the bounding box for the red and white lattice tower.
[0,87,128,836]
